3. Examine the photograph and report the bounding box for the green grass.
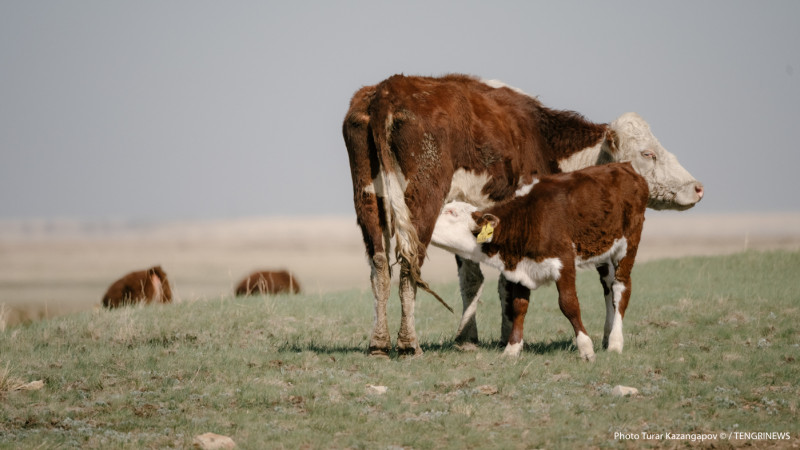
[1,250,799,448]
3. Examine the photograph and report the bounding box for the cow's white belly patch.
[484,254,563,290]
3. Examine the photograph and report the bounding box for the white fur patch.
[445,169,494,209]
[574,238,628,270]
[503,340,524,357]
[514,178,539,197]
[607,283,626,353]
[576,331,595,361]
[488,255,563,291]
[557,141,605,173]
[480,78,532,97]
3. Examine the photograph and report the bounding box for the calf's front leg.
[556,265,595,361]
[501,281,531,357]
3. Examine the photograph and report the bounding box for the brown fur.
[234,270,301,296]
[102,265,172,308]
[474,163,649,354]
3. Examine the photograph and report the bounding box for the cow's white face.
[609,113,704,210]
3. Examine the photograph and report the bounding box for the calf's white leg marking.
[607,282,625,353]
[576,331,595,361]
[503,340,524,357]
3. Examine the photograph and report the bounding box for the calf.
[431,163,648,360]
[102,265,173,308]
[234,270,302,296]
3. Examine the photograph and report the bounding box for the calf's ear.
[483,214,500,229]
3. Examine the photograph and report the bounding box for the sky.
[1,1,798,222]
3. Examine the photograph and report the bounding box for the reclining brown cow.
[102,265,173,308]
[234,270,302,296]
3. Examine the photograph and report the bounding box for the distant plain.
[2,212,800,329]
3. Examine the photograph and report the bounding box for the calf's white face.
[431,202,485,261]
[610,112,704,210]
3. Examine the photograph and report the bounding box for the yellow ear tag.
[476,223,494,244]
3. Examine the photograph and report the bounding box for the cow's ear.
[600,129,619,163]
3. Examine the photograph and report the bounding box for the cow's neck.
[556,139,606,173]
[537,106,608,171]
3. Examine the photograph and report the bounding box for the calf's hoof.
[502,341,523,357]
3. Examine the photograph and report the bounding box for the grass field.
[1,250,799,448]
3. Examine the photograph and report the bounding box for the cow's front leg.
[368,253,392,358]
[454,256,483,344]
[396,261,422,356]
[502,280,531,357]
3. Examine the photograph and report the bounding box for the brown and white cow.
[234,270,302,296]
[342,74,703,357]
[102,265,173,308]
[431,163,648,360]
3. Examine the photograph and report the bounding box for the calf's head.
[607,113,704,210]
[431,201,500,259]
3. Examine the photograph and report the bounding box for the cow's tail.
[370,111,453,314]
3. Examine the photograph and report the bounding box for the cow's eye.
[641,150,656,160]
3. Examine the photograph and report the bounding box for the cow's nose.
[695,183,704,200]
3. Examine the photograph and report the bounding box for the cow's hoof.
[581,353,597,363]
[397,345,423,358]
[368,347,391,359]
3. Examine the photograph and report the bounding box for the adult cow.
[342,73,703,357]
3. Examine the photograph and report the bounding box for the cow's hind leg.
[597,264,618,351]
[396,260,422,356]
[556,263,595,361]
[369,252,392,357]
[454,256,483,345]
[604,250,636,354]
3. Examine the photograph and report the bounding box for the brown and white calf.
[102,265,173,308]
[343,73,702,357]
[431,163,648,360]
[234,270,302,296]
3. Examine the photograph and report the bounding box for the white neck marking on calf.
[514,178,539,197]
[480,79,532,97]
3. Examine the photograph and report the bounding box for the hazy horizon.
[2,1,799,222]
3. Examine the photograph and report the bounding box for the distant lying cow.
[431,163,648,361]
[102,265,173,308]
[235,270,302,296]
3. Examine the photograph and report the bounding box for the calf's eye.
[641,150,656,160]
